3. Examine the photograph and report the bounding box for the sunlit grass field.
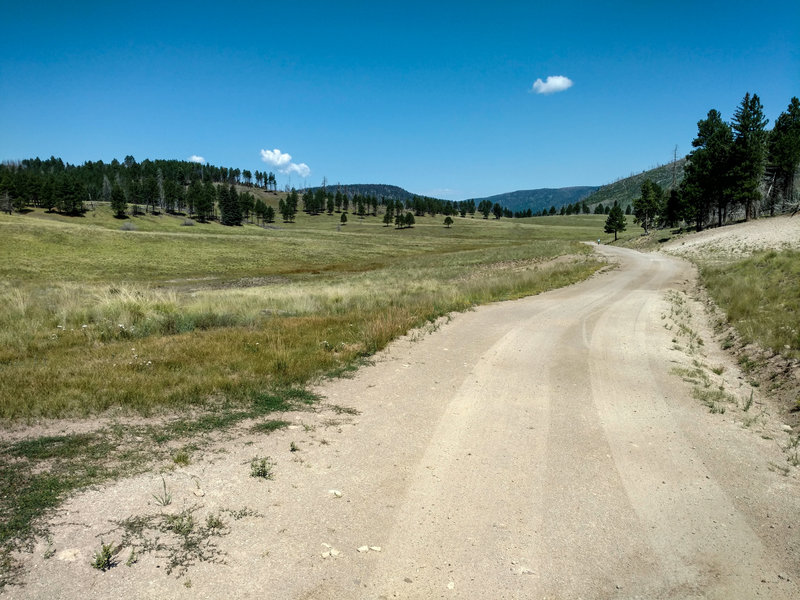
[0,204,619,419]
[700,249,800,360]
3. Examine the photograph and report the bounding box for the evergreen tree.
[663,189,683,228]
[682,109,733,230]
[404,212,415,228]
[632,179,664,233]
[768,97,800,211]
[444,216,453,228]
[383,205,394,227]
[264,205,275,223]
[730,92,768,220]
[604,202,626,241]
[190,180,211,221]
[340,212,347,225]
[110,183,127,218]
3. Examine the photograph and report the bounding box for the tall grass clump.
[700,249,800,359]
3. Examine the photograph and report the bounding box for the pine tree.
[604,202,626,241]
[682,109,733,230]
[768,97,800,211]
[383,205,394,227]
[110,183,127,218]
[632,179,664,233]
[730,92,769,220]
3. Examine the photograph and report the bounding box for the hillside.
[306,183,437,202]
[583,159,686,210]
[473,186,599,214]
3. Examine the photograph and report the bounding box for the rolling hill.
[582,159,686,210]
[472,187,599,214]
[306,183,438,202]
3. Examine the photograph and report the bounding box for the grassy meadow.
[0,201,622,420]
[700,249,800,361]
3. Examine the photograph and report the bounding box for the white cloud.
[188,155,205,163]
[531,75,574,95]
[259,148,311,178]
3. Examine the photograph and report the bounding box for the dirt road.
[12,245,800,599]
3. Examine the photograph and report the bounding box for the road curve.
[297,245,800,599]
[15,245,800,599]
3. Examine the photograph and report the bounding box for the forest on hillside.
[1,93,797,230]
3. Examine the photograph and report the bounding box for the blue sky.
[1,1,797,200]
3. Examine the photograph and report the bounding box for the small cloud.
[188,155,205,163]
[531,75,573,95]
[259,148,311,178]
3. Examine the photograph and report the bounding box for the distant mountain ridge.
[472,187,599,214]
[309,159,687,213]
[306,183,439,202]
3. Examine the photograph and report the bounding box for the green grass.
[0,206,607,419]
[700,249,800,360]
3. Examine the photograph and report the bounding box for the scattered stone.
[519,567,534,575]
[447,581,455,590]
[56,549,80,562]
[193,489,205,497]
[782,425,793,432]
[357,545,369,553]
[369,546,382,552]
[330,549,341,557]
[329,489,343,498]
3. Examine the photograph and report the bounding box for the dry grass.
[0,207,605,419]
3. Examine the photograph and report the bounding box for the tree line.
[0,155,279,217]
[605,93,799,239]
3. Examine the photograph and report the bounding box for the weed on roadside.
[110,505,229,576]
[250,456,275,480]
[91,541,119,571]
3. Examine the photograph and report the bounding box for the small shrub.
[205,514,225,531]
[165,513,194,536]
[181,218,195,226]
[119,221,136,231]
[91,541,117,571]
[250,456,275,480]
[173,450,190,466]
